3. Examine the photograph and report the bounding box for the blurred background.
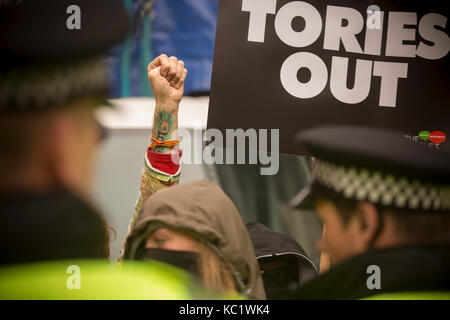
[95,0,323,268]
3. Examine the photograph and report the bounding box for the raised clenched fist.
[148,54,188,105]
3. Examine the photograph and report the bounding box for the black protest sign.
[208,0,450,154]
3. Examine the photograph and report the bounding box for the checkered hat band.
[0,58,108,110]
[312,160,450,211]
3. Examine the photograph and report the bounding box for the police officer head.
[291,126,450,266]
[0,0,130,264]
[0,0,130,196]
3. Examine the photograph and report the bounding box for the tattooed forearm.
[154,110,174,141]
[151,106,179,154]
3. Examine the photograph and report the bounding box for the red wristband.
[147,149,182,175]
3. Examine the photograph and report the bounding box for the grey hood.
[124,179,266,299]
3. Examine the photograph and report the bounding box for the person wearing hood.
[119,54,266,299]
[246,222,318,299]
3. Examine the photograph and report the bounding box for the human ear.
[354,202,380,248]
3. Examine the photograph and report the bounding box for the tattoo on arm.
[151,109,178,154]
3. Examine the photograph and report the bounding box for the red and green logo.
[418,130,446,144]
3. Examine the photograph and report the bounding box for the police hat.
[0,0,131,110]
[290,126,450,211]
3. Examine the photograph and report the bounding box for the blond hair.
[196,240,237,293]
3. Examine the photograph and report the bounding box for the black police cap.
[0,0,131,110]
[291,126,450,211]
[0,0,131,64]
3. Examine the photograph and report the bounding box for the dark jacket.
[0,189,108,265]
[289,245,450,299]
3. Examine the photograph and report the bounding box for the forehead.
[150,227,173,235]
[150,227,191,238]
[66,95,106,113]
[315,198,340,219]
[315,197,334,209]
